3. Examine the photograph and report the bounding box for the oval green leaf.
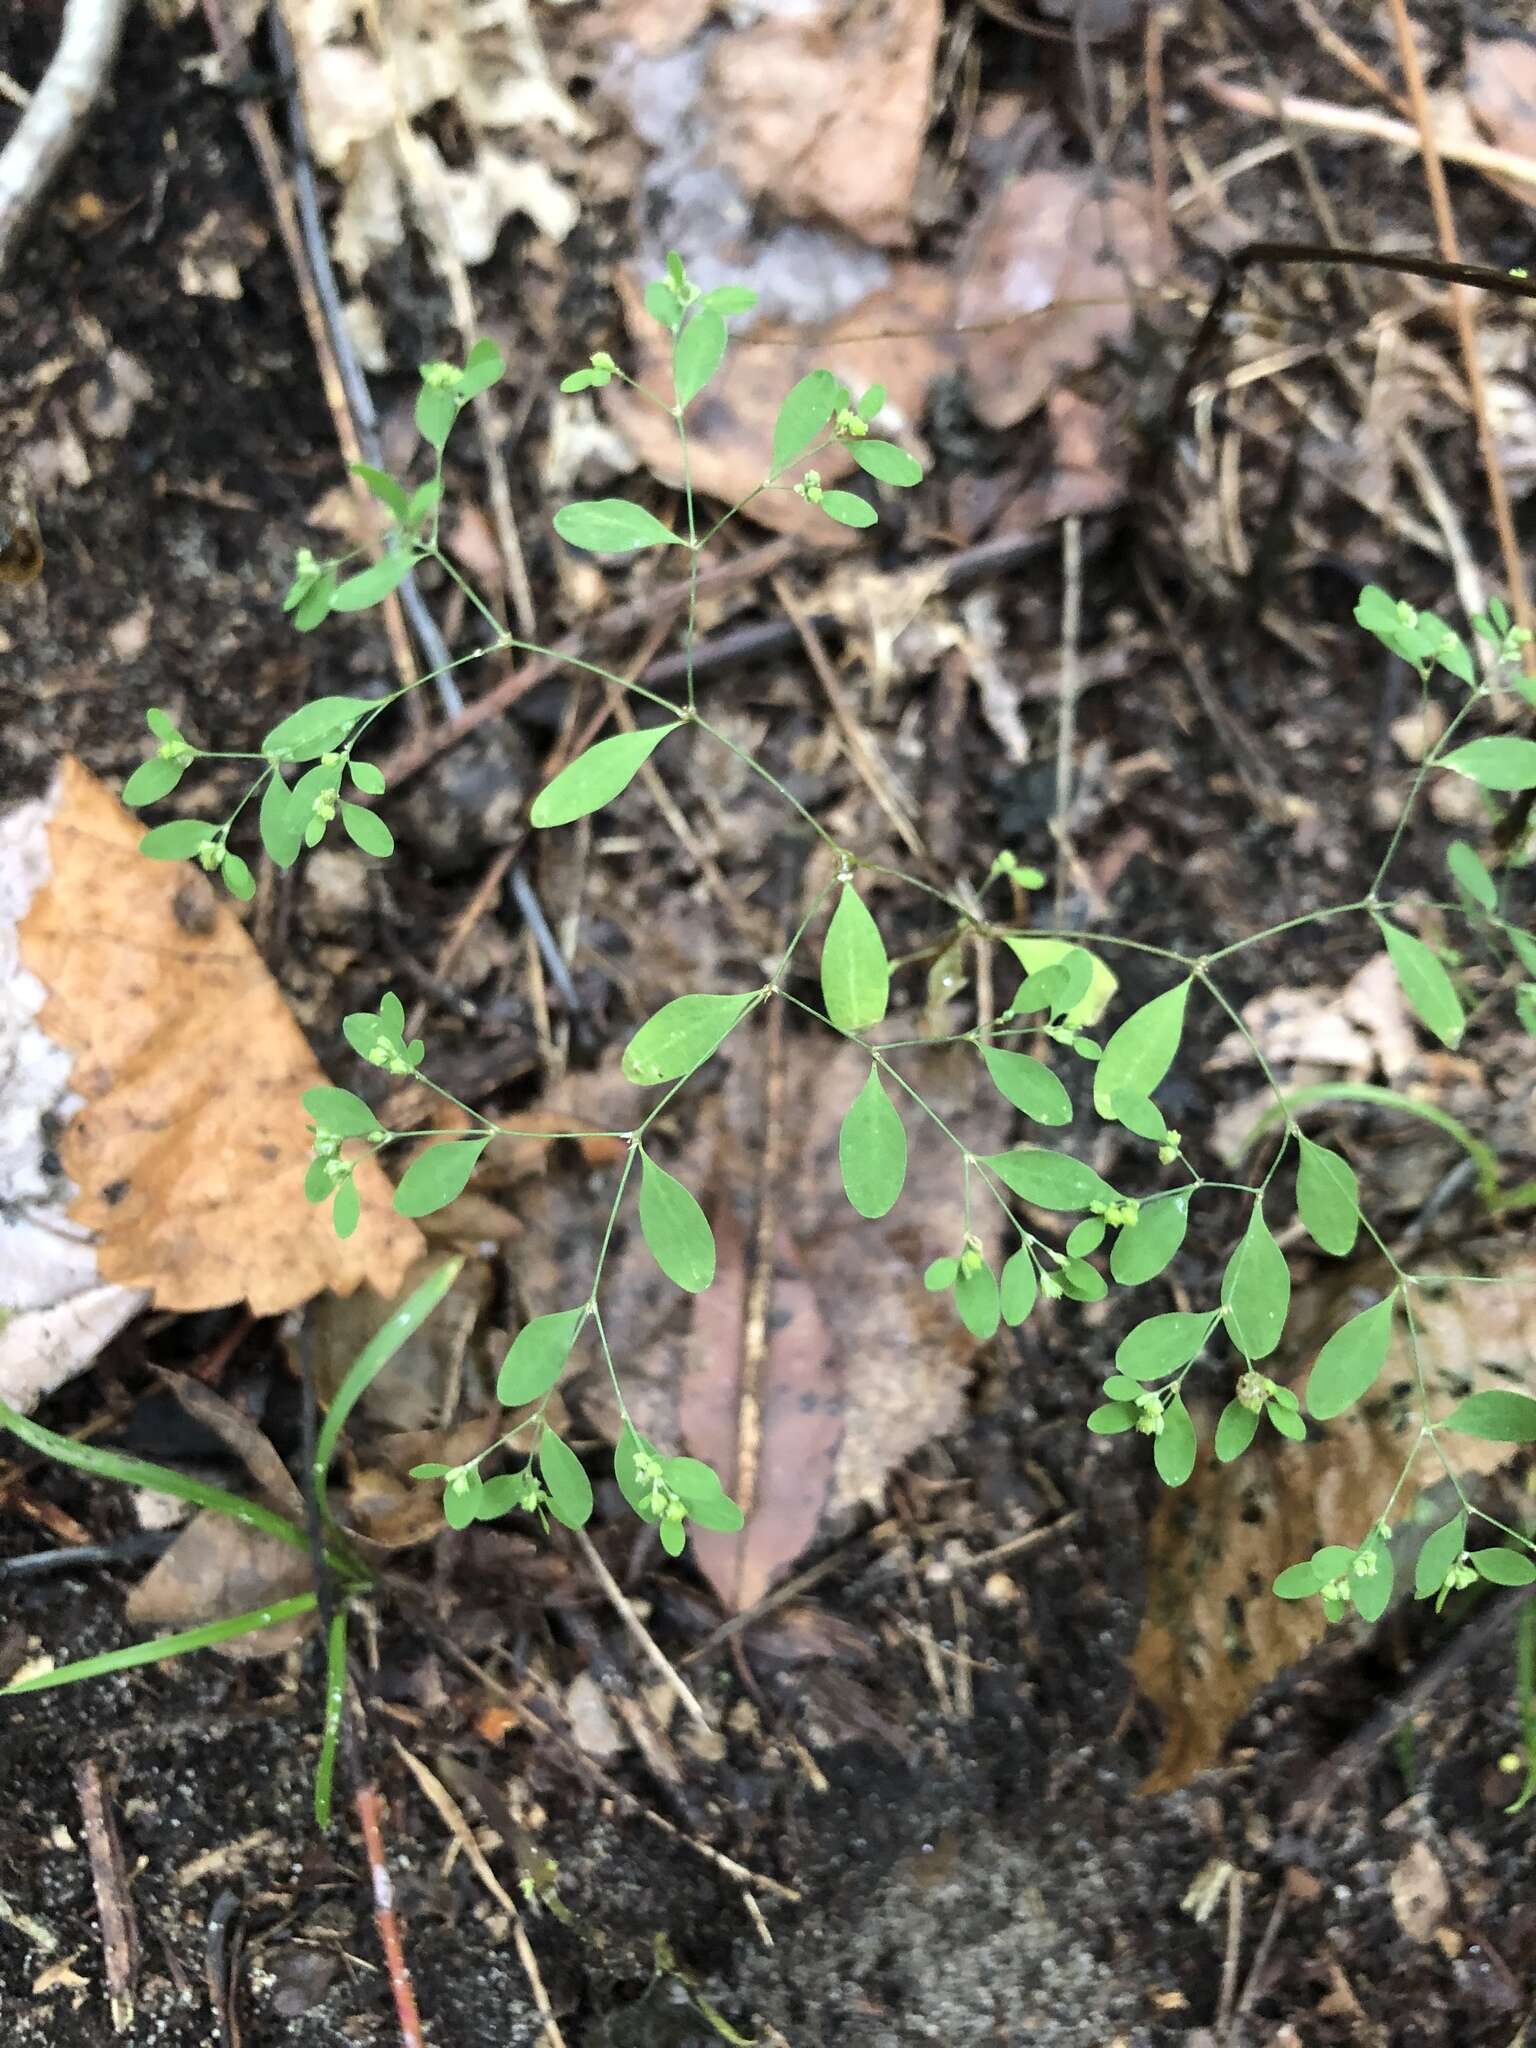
[1110,1190,1190,1286]
[638,1152,716,1293]
[341,802,395,858]
[1470,1548,1536,1586]
[819,490,877,530]
[393,1137,489,1218]
[1093,980,1190,1122]
[1214,1399,1260,1463]
[1295,1136,1360,1257]
[1000,1248,1038,1326]
[772,369,840,472]
[1350,1535,1395,1622]
[1088,1401,1137,1435]
[456,337,506,401]
[331,551,416,613]
[981,1046,1071,1126]
[139,819,215,861]
[850,439,923,487]
[1116,1309,1219,1383]
[1305,1296,1394,1420]
[1414,1511,1468,1599]
[538,1429,593,1530]
[302,1087,379,1136]
[531,723,681,828]
[1154,1397,1197,1486]
[1376,915,1464,1049]
[261,696,372,763]
[553,499,679,553]
[122,754,187,808]
[1442,1390,1536,1442]
[1221,1206,1290,1360]
[622,990,757,1085]
[953,1258,1000,1340]
[839,1066,907,1219]
[1446,839,1497,911]
[498,1307,586,1407]
[1438,736,1536,791]
[674,308,727,407]
[983,1148,1116,1211]
[821,884,890,1033]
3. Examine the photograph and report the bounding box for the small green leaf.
[954,1257,1000,1340]
[999,1249,1037,1326]
[1376,915,1464,1048]
[1442,1390,1536,1442]
[1093,980,1190,1121]
[538,1430,593,1530]
[1057,1257,1107,1302]
[638,1152,716,1293]
[645,280,683,331]
[261,696,372,762]
[850,440,922,487]
[1001,937,1116,1028]
[530,723,681,828]
[1295,1137,1360,1257]
[1088,1401,1137,1435]
[406,481,442,527]
[122,754,187,807]
[980,1047,1071,1125]
[772,369,840,472]
[1446,840,1497,912]
[303,1086,379,1136]
[139,819,215,861]
[1438,736,1536,791]
[683,1489,745,1533]
[1273,1561,1320,1599]
[621,990,757,1085]
[1350,1535,1394,1622]
[1111,1092,1167,1144]
[1414,1511,1468,1599]
[259,771,302,869]
[1221,1206,1290,1360]
[984,1148,1116,1211]
[673,307,727,408]
[331,551,416,613]
[1509,928,1536,979]
[699,285,758,316]
[294,565,338,632]
[1101,1375,1141,1401]
[341,802,394,858]
[924,1257,959,1292]
[443,1473,483,1530]
[498,1308,586,1406]
[350,760,387,796]
[857,383,886,422]
[457,337,506,400]
[1116,1309,1219,1382]
[1110,1191,1190,1286]
[1470,1548,1536,1586]
[349,464,409,522]
[1154,1397,1197,1485]
[1306,1297,1394,1420]
[332,1178,360,1239]
[819,490,877,530]
[553,499,678,553]
[409,1463,451,1481]
[1214,1399,1260,1463]
[145,708,179,740]
[839,1066,907,1219]
[615,1424,663,1521]
[1266,1402,1306,1442]
[1065,1217,1106,1257]
[416,382,457,451]
[393,1138,489,1218]
[821,884,890,1033]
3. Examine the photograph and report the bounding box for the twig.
[0,0,129,275]
[354,1784,426,2048]
[1215,1866,1244,2042]
[204,1891,243,2048]
[959,1509,1081,1571]
[571,1525,712,1733]
[1143,4,1171,251]
[1052,515,1083,923]
[1379,0,1535,676]
[1232,1886,1288,2022]
[73,1758,138,2034]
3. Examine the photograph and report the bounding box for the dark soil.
[4,2,1536,2045]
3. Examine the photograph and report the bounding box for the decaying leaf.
[566,1037,1009,1610]
[126,1512,312,1659]
[708,0,941,247]
[1129,1251,1536,1791]
[607,264,955,541]
[955,171,1173,429]
[1466,38,1536,171]
[308,1256,493,1433]
[17,759,421,1318]
[1391,1839,1451,1945]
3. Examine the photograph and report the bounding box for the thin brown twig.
[354,1784,426,2048]
[0,0,129,275]
[1143,4,1171,252]
[1379,0,1535,677]
[571,1525,713,1733]
[73,1759,138,2034]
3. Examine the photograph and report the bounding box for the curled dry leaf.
[707,0,942,247]
[126,1512,312,1660]
[608,263,955,542]
[956,171,1174,430]
[1129,1251,1535,1791]
[18,759,422,1318]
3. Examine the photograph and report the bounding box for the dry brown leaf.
[607,263,955,541]
[708,0,941,247]
[1391,1839,1452,1944]
[1129,1253,1536,1791]
[1466,38,1536,167]
[573,1037,1008,1610]
[126,1512,312,1659]
[20,759,421,1314]
[956,171,1174,429]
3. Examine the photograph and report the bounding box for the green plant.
[27,252,1536,1649]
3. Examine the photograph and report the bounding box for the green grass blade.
[314,1609,350,1828]
[0,1594,318,1696]
[0,1399,310,1555]
[312,1258,464,1513]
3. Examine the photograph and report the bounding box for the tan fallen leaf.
[18,760,421,1320]
[956,171,1174,430]
[125,1512,312,1659]
[1391,1838,1452,1944]
[1129,1251,1535,1791]
[708,0,941,247]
